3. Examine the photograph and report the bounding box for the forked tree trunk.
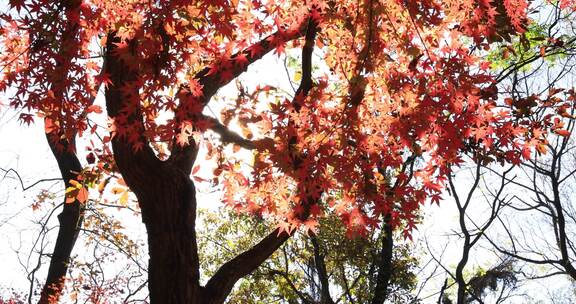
[107,152,286,303]
[104,33,207,302]
[103,16,314,302]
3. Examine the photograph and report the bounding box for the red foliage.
[0,0,571,237]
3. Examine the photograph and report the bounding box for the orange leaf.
[111,187,125,194]
[87,105,103,114]
[76,187,89,204]
[44,118,57,134]
[555,129,571,137]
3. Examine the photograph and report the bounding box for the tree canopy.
[1,0,574,303]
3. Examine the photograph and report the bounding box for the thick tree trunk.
[134,169,202,303]
[109,157,289,304]
[104,31,202,303]
[39,137,84,304]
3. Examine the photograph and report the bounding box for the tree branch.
[310,235,335,304]
[0,168,61,191]
[202,229,290,303]
[168,15,313,165]
[266,269,315,304]
[196,19,312,101]
[201,14,320,303]
[202,115,256,150]
[104,32,165,192]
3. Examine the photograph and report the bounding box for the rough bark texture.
[38,137,84,304]
[136,168,202,303]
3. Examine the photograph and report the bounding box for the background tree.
[410,2,576,302]
[479,0,576,295]
[198,208,419,304]
[0,161,148,303]
[428,162,520,304]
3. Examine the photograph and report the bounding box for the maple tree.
[0,0,570,303]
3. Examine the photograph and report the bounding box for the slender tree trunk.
[39,2,84,302]
[310,235,335,304]
[38,138,84,304]
[371,215,394,304]
[550,173,576,280]
[455,240,470,304]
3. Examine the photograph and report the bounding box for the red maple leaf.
[9,0,25,12]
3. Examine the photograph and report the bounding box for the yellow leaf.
[65,187,77,194]
[294,71,302,82]
[119,191,129,206]
[69,180,81,188]
[98,178,110,194]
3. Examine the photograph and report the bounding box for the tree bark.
[104,33,292,303]
[137,168,202,303]
[102,13,318,302]
[38,137,84,304]
[104,30,202,302]
[310,235,335,304]
[371,215,394,304]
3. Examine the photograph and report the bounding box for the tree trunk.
[38,202,83,304]
[110,157,289,304]
[39,1,84,302]
[134,168,202,303]
[103,23,307,303]
[39,136,84,304]
[371,215,394,304]
[104,30,203,302]
[310,235,335,304]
